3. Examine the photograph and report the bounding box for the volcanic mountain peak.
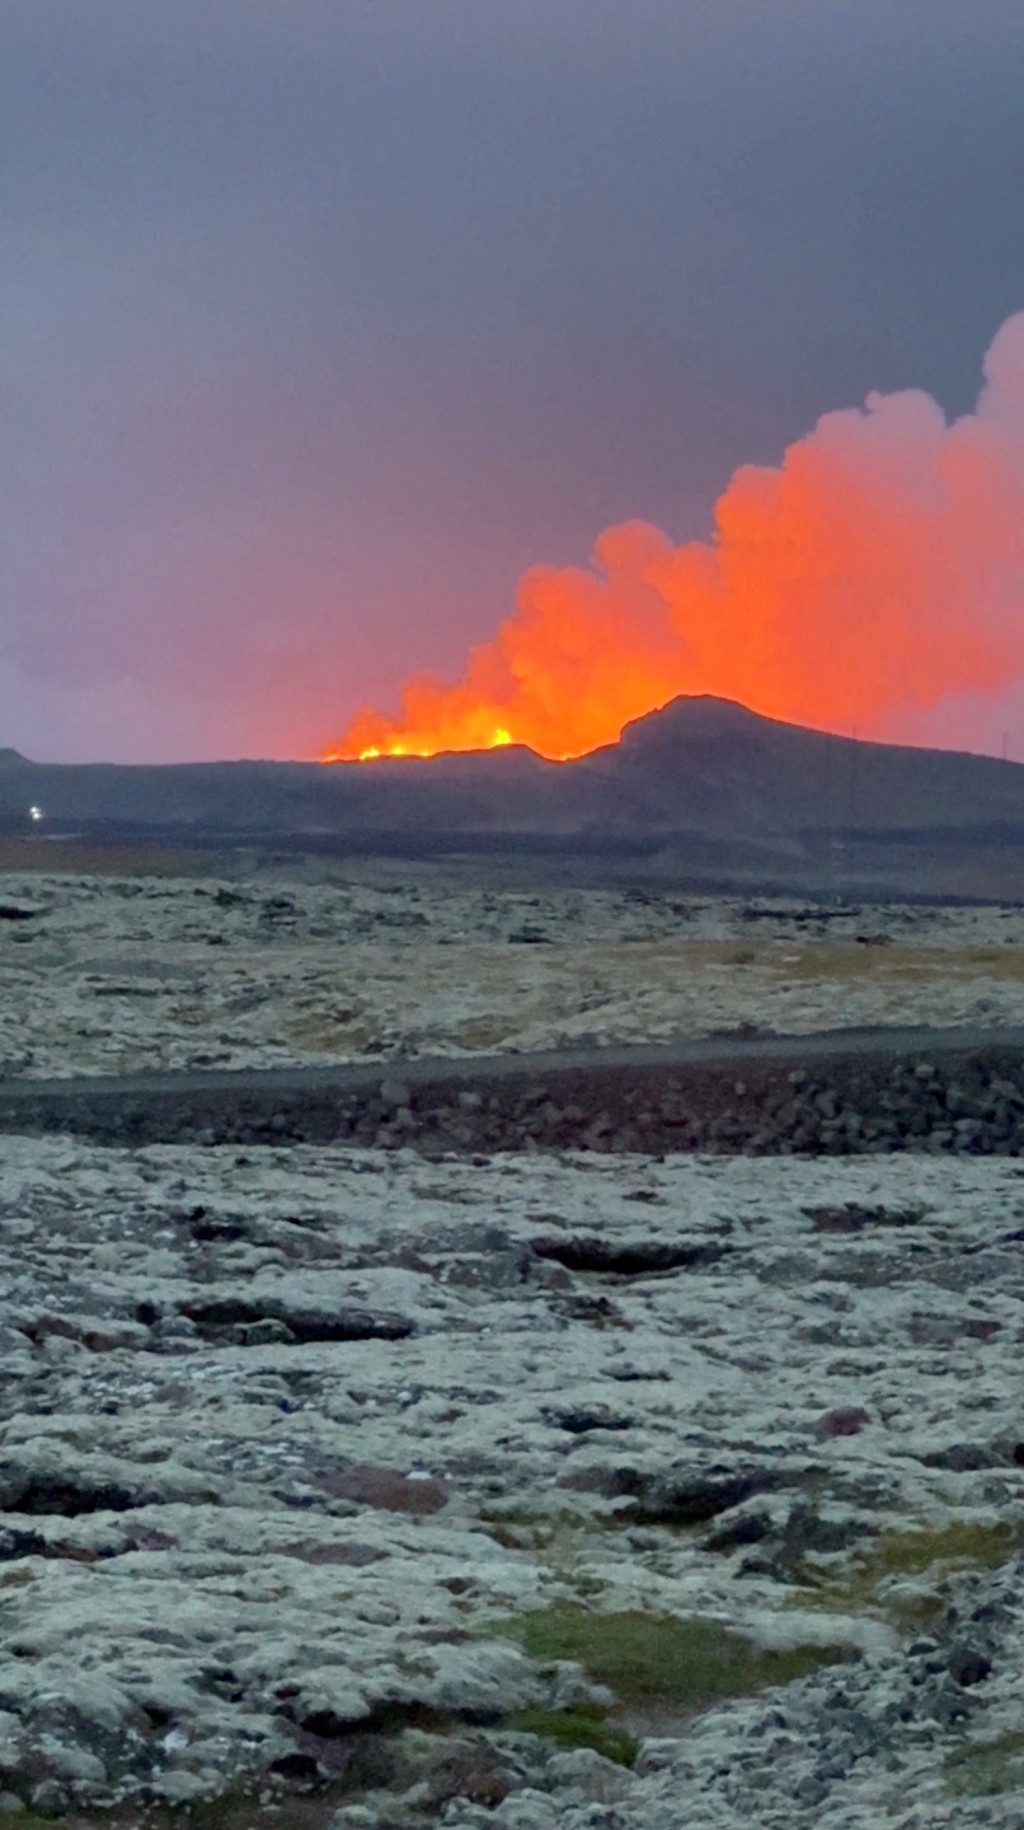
[620,694,780,743]
[0,748,32,768]
[615,695,872,760]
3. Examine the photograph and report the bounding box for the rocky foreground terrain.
[2,1138,1024,1827]
[2,871,1024,1826]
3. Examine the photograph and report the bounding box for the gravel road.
[2,1024,1024,1154]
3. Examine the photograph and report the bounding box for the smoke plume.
[325,313,1024,762]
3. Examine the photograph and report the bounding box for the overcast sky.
[4,0,1024,760]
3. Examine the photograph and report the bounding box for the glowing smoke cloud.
[324,313,1024,763]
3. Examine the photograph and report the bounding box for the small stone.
[806,1203,868,1233]
[816,1406,870,1439]
[240,1318,295,1346]
[701,1511,772,1552]
[947,1645,993,1687]
[424,1735,516,1809]
[546,1747,633,1803]
[921,1443,997,1472]
[30,1781,70,1816]
[288,1540,384,1567]
[320,1464,450,1514]
[155,1769,221,1804]
[546,1403,632,1435]
[486,1791,559,1829]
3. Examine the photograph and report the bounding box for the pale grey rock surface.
[0,1138,1023,1821]
[2,872,1024,1078]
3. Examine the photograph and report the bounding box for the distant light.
[28,805,43,822]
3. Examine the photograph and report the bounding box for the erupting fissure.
[323,313,1024,765]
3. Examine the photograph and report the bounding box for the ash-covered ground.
[1,869,1024,1827]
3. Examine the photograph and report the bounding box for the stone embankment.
[2,1026,1024,1154]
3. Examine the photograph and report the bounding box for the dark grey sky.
[4,0,1024,759]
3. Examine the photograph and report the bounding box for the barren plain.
[1,868,1024,1828]
[2,871,1024,1079]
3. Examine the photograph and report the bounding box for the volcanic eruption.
[323,313,1024,765]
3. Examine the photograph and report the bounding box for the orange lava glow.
[330,725,515,763]
[323,312,1024,764]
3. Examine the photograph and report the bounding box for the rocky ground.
[4,867,1024,1826]
[2,873,1024,1079]
[2,1136,1024,1826]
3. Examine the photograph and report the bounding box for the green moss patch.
[504,1704,639,1767]
[945,1729,1024,1798]
[867,1520,1019,1579]
[493,1601,854,1714]
[791,1519,1022,1630]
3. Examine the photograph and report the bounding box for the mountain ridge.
[4,697,1024,897]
